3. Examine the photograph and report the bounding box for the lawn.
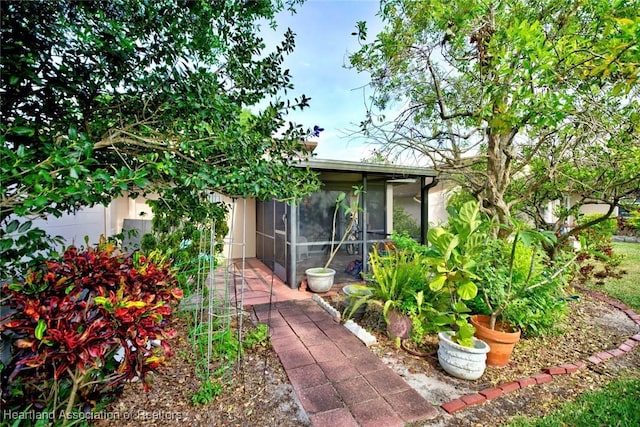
[507,241,640,426]
[597,242,640,311]
[507,377,640,427]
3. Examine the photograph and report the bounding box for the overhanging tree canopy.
[349,0,640,233]
[1,0,321,273]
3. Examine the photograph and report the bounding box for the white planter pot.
[305,268,336,293]
[437,331,490,380]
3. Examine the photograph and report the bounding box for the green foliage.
[0,242,182,417]
[144,193,229,294]
[350,0,640,230]
[470,234,572,337]
[191,379,223,406]
[625,207,640,231]
[356,246,426,324]
[346,233,448,342]
[392,206,420,239]
[425,201,487,347]
[389,231,430,257]
[576,213,618,251]
[1,0,320,275]
[580,242,640,311]
[243,323,270,350]
[0,220,65,280]
[187,317,271,406]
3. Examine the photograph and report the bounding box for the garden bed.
[94,313,310,427]
[94,287,640,427]
[329,288,640,425]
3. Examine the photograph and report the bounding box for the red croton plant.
[0,240,183,413]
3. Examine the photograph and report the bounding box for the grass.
[597,242,640,311]
[507,377,640,427]
[505,241,640,427]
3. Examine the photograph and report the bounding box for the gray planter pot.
[437,331,490,380]
[341,284,372,319]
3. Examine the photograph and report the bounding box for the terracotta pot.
[470,314,521,367]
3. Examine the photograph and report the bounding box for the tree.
[1,0,321,276]
[349,0,640,235]
[512,95,640,256]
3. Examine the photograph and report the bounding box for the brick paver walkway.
[236,258,439,426]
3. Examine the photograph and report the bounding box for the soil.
[96,288,640,427]
[94,313,310,427]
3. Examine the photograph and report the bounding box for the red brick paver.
[235,259,439,425]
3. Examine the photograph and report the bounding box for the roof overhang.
[296,158,437,179]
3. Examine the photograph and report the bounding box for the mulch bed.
[95,287,640,427]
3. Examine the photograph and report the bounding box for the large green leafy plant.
[426,201,487,347]
[142,192,229,295]
[471,227,574,336]
[0,241,183,418]
[351,246,425,324]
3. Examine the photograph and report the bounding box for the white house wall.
[27,204,111,249]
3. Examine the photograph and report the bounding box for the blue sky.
[265,0,383,160]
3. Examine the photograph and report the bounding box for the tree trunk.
[484,131,514,236]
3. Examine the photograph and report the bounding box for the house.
[30,158,438,289]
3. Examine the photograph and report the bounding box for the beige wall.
[428,182,454,226]
[222,197,256,259]
[26,205,109,249]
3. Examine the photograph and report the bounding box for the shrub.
[576,213,617,251]
[392,206,421,239]
[470,236,571,336]
[0,241,183,418]
[145,193,229,295]
[627,210,640,232]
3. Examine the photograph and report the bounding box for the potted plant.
[341,284,371,320]
[471,226,576,366]
[305,186,362,292]
[344,246,424,345]
[425,201,490,380]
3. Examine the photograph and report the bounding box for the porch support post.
[421,177,438,245]
[288,203,297,289]
[362,174,369,274]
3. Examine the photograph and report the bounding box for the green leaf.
[0,239,13,251]
[454,321,476,347]
[452,301,471,313]
[429,274,447,291]
[6,219,19,233]
[68,126,77,140]
[456,280,478,300]
[35,319,47,340]
[434,314,455,326]
[17,220,32,233]
[11,126,35,137]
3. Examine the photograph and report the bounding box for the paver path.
[252,299,439,426]
[233,258,438,425]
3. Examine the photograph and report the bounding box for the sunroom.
[255,159,438,288]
